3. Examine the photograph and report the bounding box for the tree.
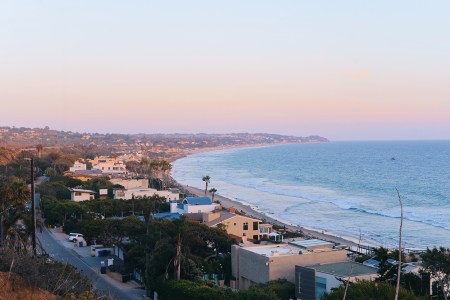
[421,247,450,300]
[0,179,29,246]
[202,176,210,196]
[209,188,217,202]
[35,144,43,159]
[322,280,426,300]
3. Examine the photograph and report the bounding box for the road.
[35,177,146,300]
[37,228,146,299]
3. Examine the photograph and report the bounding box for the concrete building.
[69,161,87,172]
[202,210,262,241]
[231,240,348,290]
[70,188,96,202]
[170,197,220,214]
[113,187,180,201]
[110,178,149,189]
[295,262,378,300]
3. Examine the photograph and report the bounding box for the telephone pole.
[30,157,37,256]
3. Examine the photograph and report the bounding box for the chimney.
[230,207,236,214]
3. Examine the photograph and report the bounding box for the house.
[110,178,149,189]
[170,197,220,215]
[113,188,180,201]
[295,262,379,300]
[69,161,87,172]
[89,156,127,174]
[202,210,263,241]
[231,240,348,290]
[70,188,96,202]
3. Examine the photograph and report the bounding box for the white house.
[89,156,127,175]
[113,188,180,201]
[70,188,96,202]
[69,161,87,172]
[170,197,219,214]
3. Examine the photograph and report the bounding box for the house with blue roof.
[170,197,220,215]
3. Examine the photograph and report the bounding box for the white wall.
[185,204,219,213]
[71,192,95,202]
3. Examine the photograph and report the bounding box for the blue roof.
[154,212,181,220]
[183,197,212,205]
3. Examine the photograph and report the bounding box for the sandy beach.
[180,184,376,251]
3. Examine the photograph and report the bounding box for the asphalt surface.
[37,228,143,299]
[35,176,146,300]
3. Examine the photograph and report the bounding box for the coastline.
[169,144,382,251]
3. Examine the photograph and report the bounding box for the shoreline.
[180,184,380,250]
[169,145,382,251]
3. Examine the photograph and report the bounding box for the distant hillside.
[0,126,328,149]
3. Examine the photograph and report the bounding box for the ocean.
[172,141,450,249]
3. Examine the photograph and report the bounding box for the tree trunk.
[395,189,403,300]
[0,213,4,246]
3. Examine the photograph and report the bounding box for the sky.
[1,1,449,141]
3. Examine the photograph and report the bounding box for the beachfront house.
[202,209,263,241]
[70,188,96,202]
[295,262,379,300]
[231,239,348,290]
[170,197,219,215]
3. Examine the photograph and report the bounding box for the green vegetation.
[0,248,95,298]
[156,279,294,300]
[322,280,427,300]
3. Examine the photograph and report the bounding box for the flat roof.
[311,262,378,277]
[244,244,302,257]
[71,188,96,194]
[289,239,334,249]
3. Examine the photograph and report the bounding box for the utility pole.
[30,157,37,256]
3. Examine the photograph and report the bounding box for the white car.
[68,233,83,242]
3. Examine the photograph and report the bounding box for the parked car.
[68,233,83,242]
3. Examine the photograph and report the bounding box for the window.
[75,192,82,196]
[233,223,236,226]
[243,222,248,230]
[253,222,258,230]
[253,235,259,240]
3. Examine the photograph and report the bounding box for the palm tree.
[209,188,217,202]
[202,176,210,196]
[36,144,43,159]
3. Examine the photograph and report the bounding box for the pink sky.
[1,1,449,140]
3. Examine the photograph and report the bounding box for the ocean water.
[172,141,450,249]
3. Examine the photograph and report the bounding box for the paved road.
[37,227,146,299]
[35,176,147,300]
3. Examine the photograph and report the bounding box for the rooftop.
[289,239,334,250]
[71,188,96,194]
[183,197,212,205]
[153,212,181,220]
[243,244,302,257]
[311,262,378,277]
[205,211,261,227]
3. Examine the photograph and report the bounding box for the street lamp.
[25,157,37,256]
